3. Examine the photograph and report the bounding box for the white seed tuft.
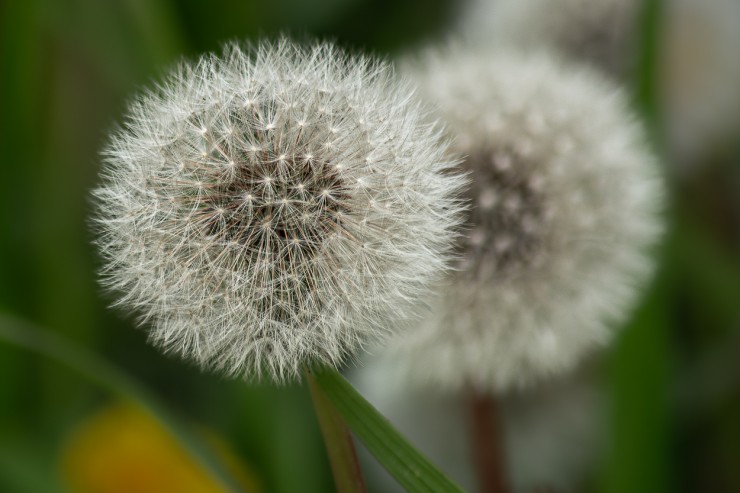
[392,48,664,392]
[660,0,740,168]
[461,0,640,81]
[91,39,466,383]
[462,0,740,169]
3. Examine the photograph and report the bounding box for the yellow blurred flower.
[59,403,260,493]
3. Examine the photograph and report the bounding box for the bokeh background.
[1,0,739,492]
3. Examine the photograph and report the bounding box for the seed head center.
[461,151,550,278]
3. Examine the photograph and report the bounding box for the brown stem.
[468,388,509,493]
[306,369,367,493]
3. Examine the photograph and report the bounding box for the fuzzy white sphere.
[393,48,663,392]
[660,0,740,167]
[467,0,641,81]
[463,0,740,169]
[92,40,465,383]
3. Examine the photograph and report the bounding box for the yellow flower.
[60,403,260,493]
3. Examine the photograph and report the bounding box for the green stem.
[306,368,367,493]
[0,313,243,493]
[312,367,465,493]
[633,0,664,137]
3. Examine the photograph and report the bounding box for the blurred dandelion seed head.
[465,0,640,81]
[660,0,740,167]
[394,48,664,392]
[465,0,740,170]
[459,149,551,280]
[92,39,466,383]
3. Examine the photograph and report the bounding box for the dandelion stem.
[468,389,509,493]
[305,368,367,493]
[312,367,466,492]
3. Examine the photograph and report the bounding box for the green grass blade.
[305,370,367,493]
[312,367,466,493]
[632,0,664,136]
[0,313,244,493]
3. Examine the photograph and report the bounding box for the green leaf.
[632,0,665,137]
[312,367,465,493]
[602,269,675,493]
[306,370,367,493]
[0,313,244,493]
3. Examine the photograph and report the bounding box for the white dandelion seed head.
[92,39,466,383]
[462,0,641,81]
[392,48,664,392]
[462,0,740,170]
[660,0,740,168]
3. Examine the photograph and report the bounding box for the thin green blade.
[313,367,466,493]
[0,313,244,493]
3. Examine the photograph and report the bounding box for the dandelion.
[462,0,641,81]
[393,48,663,393]
[92,39,465,384]
[660,0,740,168]
[60,403,261,493]
[461,0,740,170]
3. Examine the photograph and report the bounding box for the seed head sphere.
[393,49,663,392]
[474,0,640,81]
[92,40,465,382]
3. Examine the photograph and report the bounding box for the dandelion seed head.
[660,0,740,168]
[393,48,664,392]
[463,0,640,81]
[463,0,740,170]
[92,39,465,383]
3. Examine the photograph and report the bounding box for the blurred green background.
[1,0,740,492]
